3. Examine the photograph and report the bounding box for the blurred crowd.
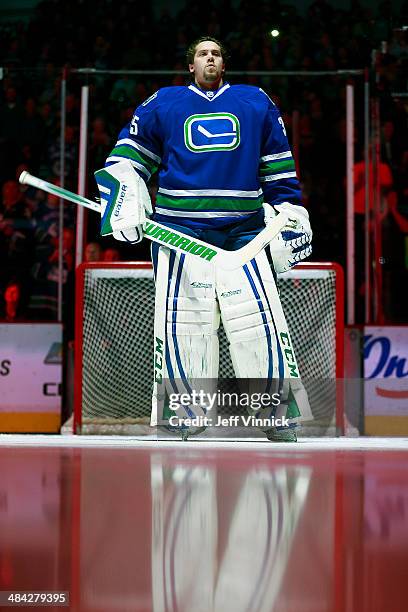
[0,0,407,325]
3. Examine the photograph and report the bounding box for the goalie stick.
[19,171,287,270]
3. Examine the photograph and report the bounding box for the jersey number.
[278,117,287,136]
[130,115,140,135]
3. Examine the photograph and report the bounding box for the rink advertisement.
[364,326,408,435]
[0,323,62,432]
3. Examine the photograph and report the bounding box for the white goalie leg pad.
[217,248,312,426]
[217,256,281,381]
[151,246,220,432]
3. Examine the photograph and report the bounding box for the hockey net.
[74,262,344,436]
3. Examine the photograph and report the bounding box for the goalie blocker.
[95,160,152,243]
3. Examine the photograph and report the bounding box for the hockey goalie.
[95,37,313,442]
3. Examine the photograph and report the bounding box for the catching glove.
[264,202,312,274]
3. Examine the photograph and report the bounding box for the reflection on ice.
[151,453,312,612]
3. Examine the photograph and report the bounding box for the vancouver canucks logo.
[184,113,240,152]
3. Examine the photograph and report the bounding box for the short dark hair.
[186,36,228,66]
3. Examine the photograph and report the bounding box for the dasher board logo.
[44,341,62,365]
[184,113,240,152]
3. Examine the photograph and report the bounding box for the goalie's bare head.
[187,37,227,91]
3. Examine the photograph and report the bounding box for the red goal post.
[74,261,344,436]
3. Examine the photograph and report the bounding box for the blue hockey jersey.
[105,83,302,229]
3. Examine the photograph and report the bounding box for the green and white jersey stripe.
[260,151,292,162]
[156,187,264,214]
[260,171,297,182]
[158,188,262,198]
[117,138,161,163]
[259,150,297,182]
[106,138,160,179]
[155,208,254,218]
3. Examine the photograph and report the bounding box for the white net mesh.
[76,263,341,435]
